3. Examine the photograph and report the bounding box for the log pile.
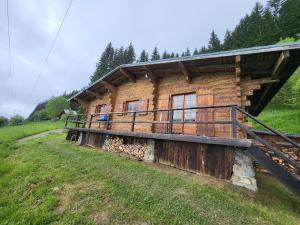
[103,137,147,160]
[257,144,300,178]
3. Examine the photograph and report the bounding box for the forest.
[6,0,299,125]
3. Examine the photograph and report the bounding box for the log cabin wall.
[80,69,284,138]
[85,92,111,129]
[111,77,155,132]
[157,73,237,137]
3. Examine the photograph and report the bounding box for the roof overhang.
[70,42,300,115]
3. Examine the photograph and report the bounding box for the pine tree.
[185,48,191,56]
[175,53,179,58]
[139,49,149,62]
[223,30,233,50]
[90,42,114,83]
[162,50,169,59]
[207,30,222,52]
[151,47,160,60]
[193,48,199,55]
[170,52,175,58]
[278,0,300,38]
[267,0,283,17]
[124,42,136,64]
[113,47,124,68]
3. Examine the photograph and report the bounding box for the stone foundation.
[231,149,257,191]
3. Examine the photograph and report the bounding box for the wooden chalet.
[66,42,300,196]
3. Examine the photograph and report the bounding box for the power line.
[6,0,13,97]
[28,0,74,98]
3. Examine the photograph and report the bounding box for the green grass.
[0,123,299,224]
[255,108,300,134]
[0,120,64,142]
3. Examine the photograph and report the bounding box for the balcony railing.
[65,104,240,138]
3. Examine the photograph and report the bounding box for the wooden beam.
[85,90,101,99]
[143,66,157,83]
[235,55,241,66]
[119,68,136,82]
[253,50,290,113]
[100,80,116,92]
[178,61,190,82]
[271,50,290,80]
[68,127,252,148]
[74,97,89,108]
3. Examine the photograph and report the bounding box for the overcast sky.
[0,0,267,118]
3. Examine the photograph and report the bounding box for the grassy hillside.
[0,123,299,224]
[0,121,64,142]
[256,108,300,134]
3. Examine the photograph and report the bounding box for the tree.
[0,116,8,127]
[223,30,233,50]
[208,30,222,52]
[45,96,70,119]
[184,48,191,56]
[33,109,49,121]
[139,49,149,62]
[278,0,300,39]
[123,42,136,64]
[90,42,115,83]
[10,115,24,126]
[267,0,283,17]
[162,50,171,59]
[151,47,160,60]
[193,48,199,55]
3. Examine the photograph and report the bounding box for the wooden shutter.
[196,89,214,136]
[155,95,170,133]
[138,99,149,115]
[115,102,124,116]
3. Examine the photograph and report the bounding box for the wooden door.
[154,95,170,133]
[196,89,215,136]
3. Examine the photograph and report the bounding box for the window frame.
[95,104,108,114]
[171,92,196,122]
[126,100,140,113]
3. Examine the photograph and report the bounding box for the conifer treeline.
[90,0,300,83]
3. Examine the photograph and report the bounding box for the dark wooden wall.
[155,140,235,180]
[71,130,236,180]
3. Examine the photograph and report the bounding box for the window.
[172,93,196,121]
[126,100,140,112]
[95,104,108,114]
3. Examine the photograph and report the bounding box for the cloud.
[0,0,267,118]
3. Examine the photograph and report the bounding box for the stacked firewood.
[258,144,300,178]
[103,137,123,152]
[103,137,147,160]
[118,144,147,160]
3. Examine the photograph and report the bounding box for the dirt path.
[17,129,66,142]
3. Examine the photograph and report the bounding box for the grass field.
[256,108,300,134]
[0,122,299,224]
[0,121,64,142]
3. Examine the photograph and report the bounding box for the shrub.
[33,109,49,121]
[10,115,24,126]
[0,116,9,127]
[45,96,70,119]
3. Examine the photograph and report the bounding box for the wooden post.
[65,115,69,127]
[76,115,80,128]
[131,112,136,132]
[89,114,94,128]
[168,109,174,134]
[231,106,237,138]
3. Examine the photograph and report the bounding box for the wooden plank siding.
[155,139,235,179]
